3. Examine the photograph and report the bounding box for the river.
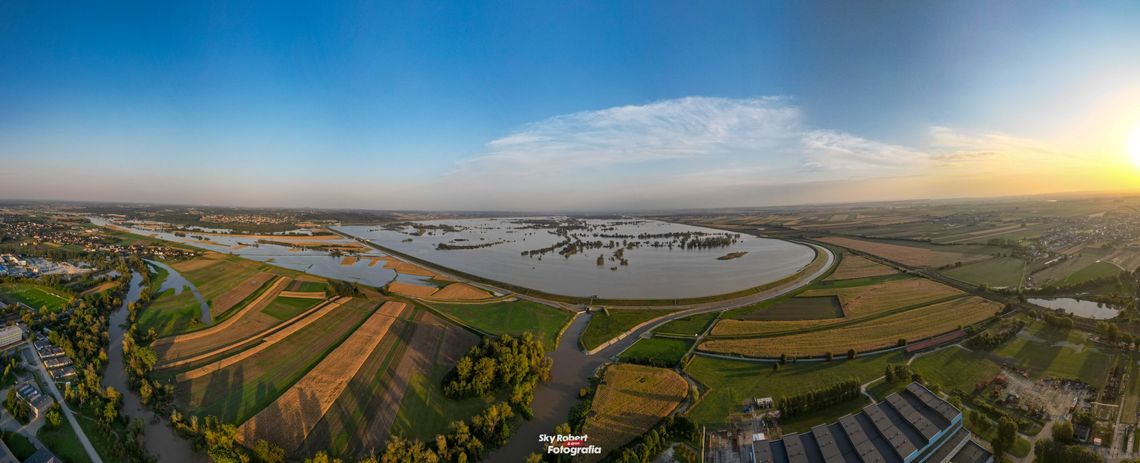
[103,271,205,463]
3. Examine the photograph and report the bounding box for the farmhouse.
[753,383,991,463]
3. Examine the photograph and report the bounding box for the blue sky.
[2,1,1140,210]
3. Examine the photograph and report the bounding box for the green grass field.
[743,296,843,321]
[941,256,1027,288]
[1,431,36,460]
[618,337,693,366]
[261,296,322,321]
[389,359,491,441]
[581,308,679,351]
[1062,261,1121,286]
[296,281,328,292]
[179,256,266,302]
[138,288,203,336]
[429,300,572,350]
[37,422,94,463]
[991,320,1114,388]
[0,283,72,311]
[910,347,1002,395]
[655,312,718,336]
[684,352,905,427]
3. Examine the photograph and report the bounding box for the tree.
[847,349,857,360]
[252,439,285,463]
[46,403,63,429]
[992,416,1018,459]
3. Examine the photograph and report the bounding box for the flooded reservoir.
[336,217,816,299]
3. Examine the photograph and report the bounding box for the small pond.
[1028,297,1120,320]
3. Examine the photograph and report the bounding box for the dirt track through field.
[153,276,289,348]
[174,297,352,380]
[234,301,408,451]
[157,297,342,370]
[278,290,325,299]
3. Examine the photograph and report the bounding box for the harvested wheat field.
[158,296,341,370]
[210,272,276,317]
[818,236,987,268]
[382,260,436,277]
[702,296,1000,357]
[153,277,289,357]
[235,301,408,451]
[301,310,480,457]
[580,364,688,460]
[824,255,896,281]
[713,278,962,336]
[277,290,325,299]
[428,283,492,300]
[80,280,119,296]
[386,281,438,298]
[340,256,360,266]
[170,252,227,273]
[175,297,353,380]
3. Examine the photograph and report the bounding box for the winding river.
[104,271,205,463]
[146,260,210,325]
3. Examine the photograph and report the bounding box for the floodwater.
[1029,297,1120,320]
[104,272,205,463]
[147,259,210,324]
[335,217,816,299]
[90,217,397,288]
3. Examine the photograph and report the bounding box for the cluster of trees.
[443,334,551,410]
[1043,312,1076,330]
[380,402,516,462]
[1034,421,1102,463]
[362,334,552,463]
[965,319,1026,350]
[989,416,1019,460]
[436,240,506,251]
[883,363,913,383]
[169,412,286,463]
[777,379,861,420]
[594,416,699,463]
[4,387,32,424]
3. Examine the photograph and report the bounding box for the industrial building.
[753,383,992,463]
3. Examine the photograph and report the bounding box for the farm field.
[990,320,1115,388]
[235,301,407,452]
[824,255,897,281]
[210,271,275,317]
[262,295,323,321]
[428,299,571,351]
[817,236,990,268]
[581,364,688,459]
[940,256,1027,288]
[1029,248,1119,287]
[702,296,999,357]
[618,336,693,366]
[741,296,843,321]
[171,298,377,423]
[152,277,292,363]
[0,282,72,311]
[714,277,963,336]
[580,308,679,351]
[301,309,483,457]
[655,312,718,336]
[684,352,906,427]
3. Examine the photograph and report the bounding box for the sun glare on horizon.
[1131,126,1140,169]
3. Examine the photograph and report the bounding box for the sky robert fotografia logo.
[540,433,602,457]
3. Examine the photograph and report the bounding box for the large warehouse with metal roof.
[753,383,992,463]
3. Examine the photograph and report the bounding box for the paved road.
[29,344,103,463]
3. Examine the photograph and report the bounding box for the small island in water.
[717,251,748,260]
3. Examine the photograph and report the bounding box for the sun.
[1131,126,1140,168]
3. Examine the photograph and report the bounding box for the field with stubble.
[701,296,1000,357]
[817,236,989,268]
[580,364,688,460]
[824,255,897,280]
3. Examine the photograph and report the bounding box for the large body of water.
[336,217,815,299]
[89,216,398,287]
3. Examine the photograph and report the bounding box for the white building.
[0,325,21,349]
